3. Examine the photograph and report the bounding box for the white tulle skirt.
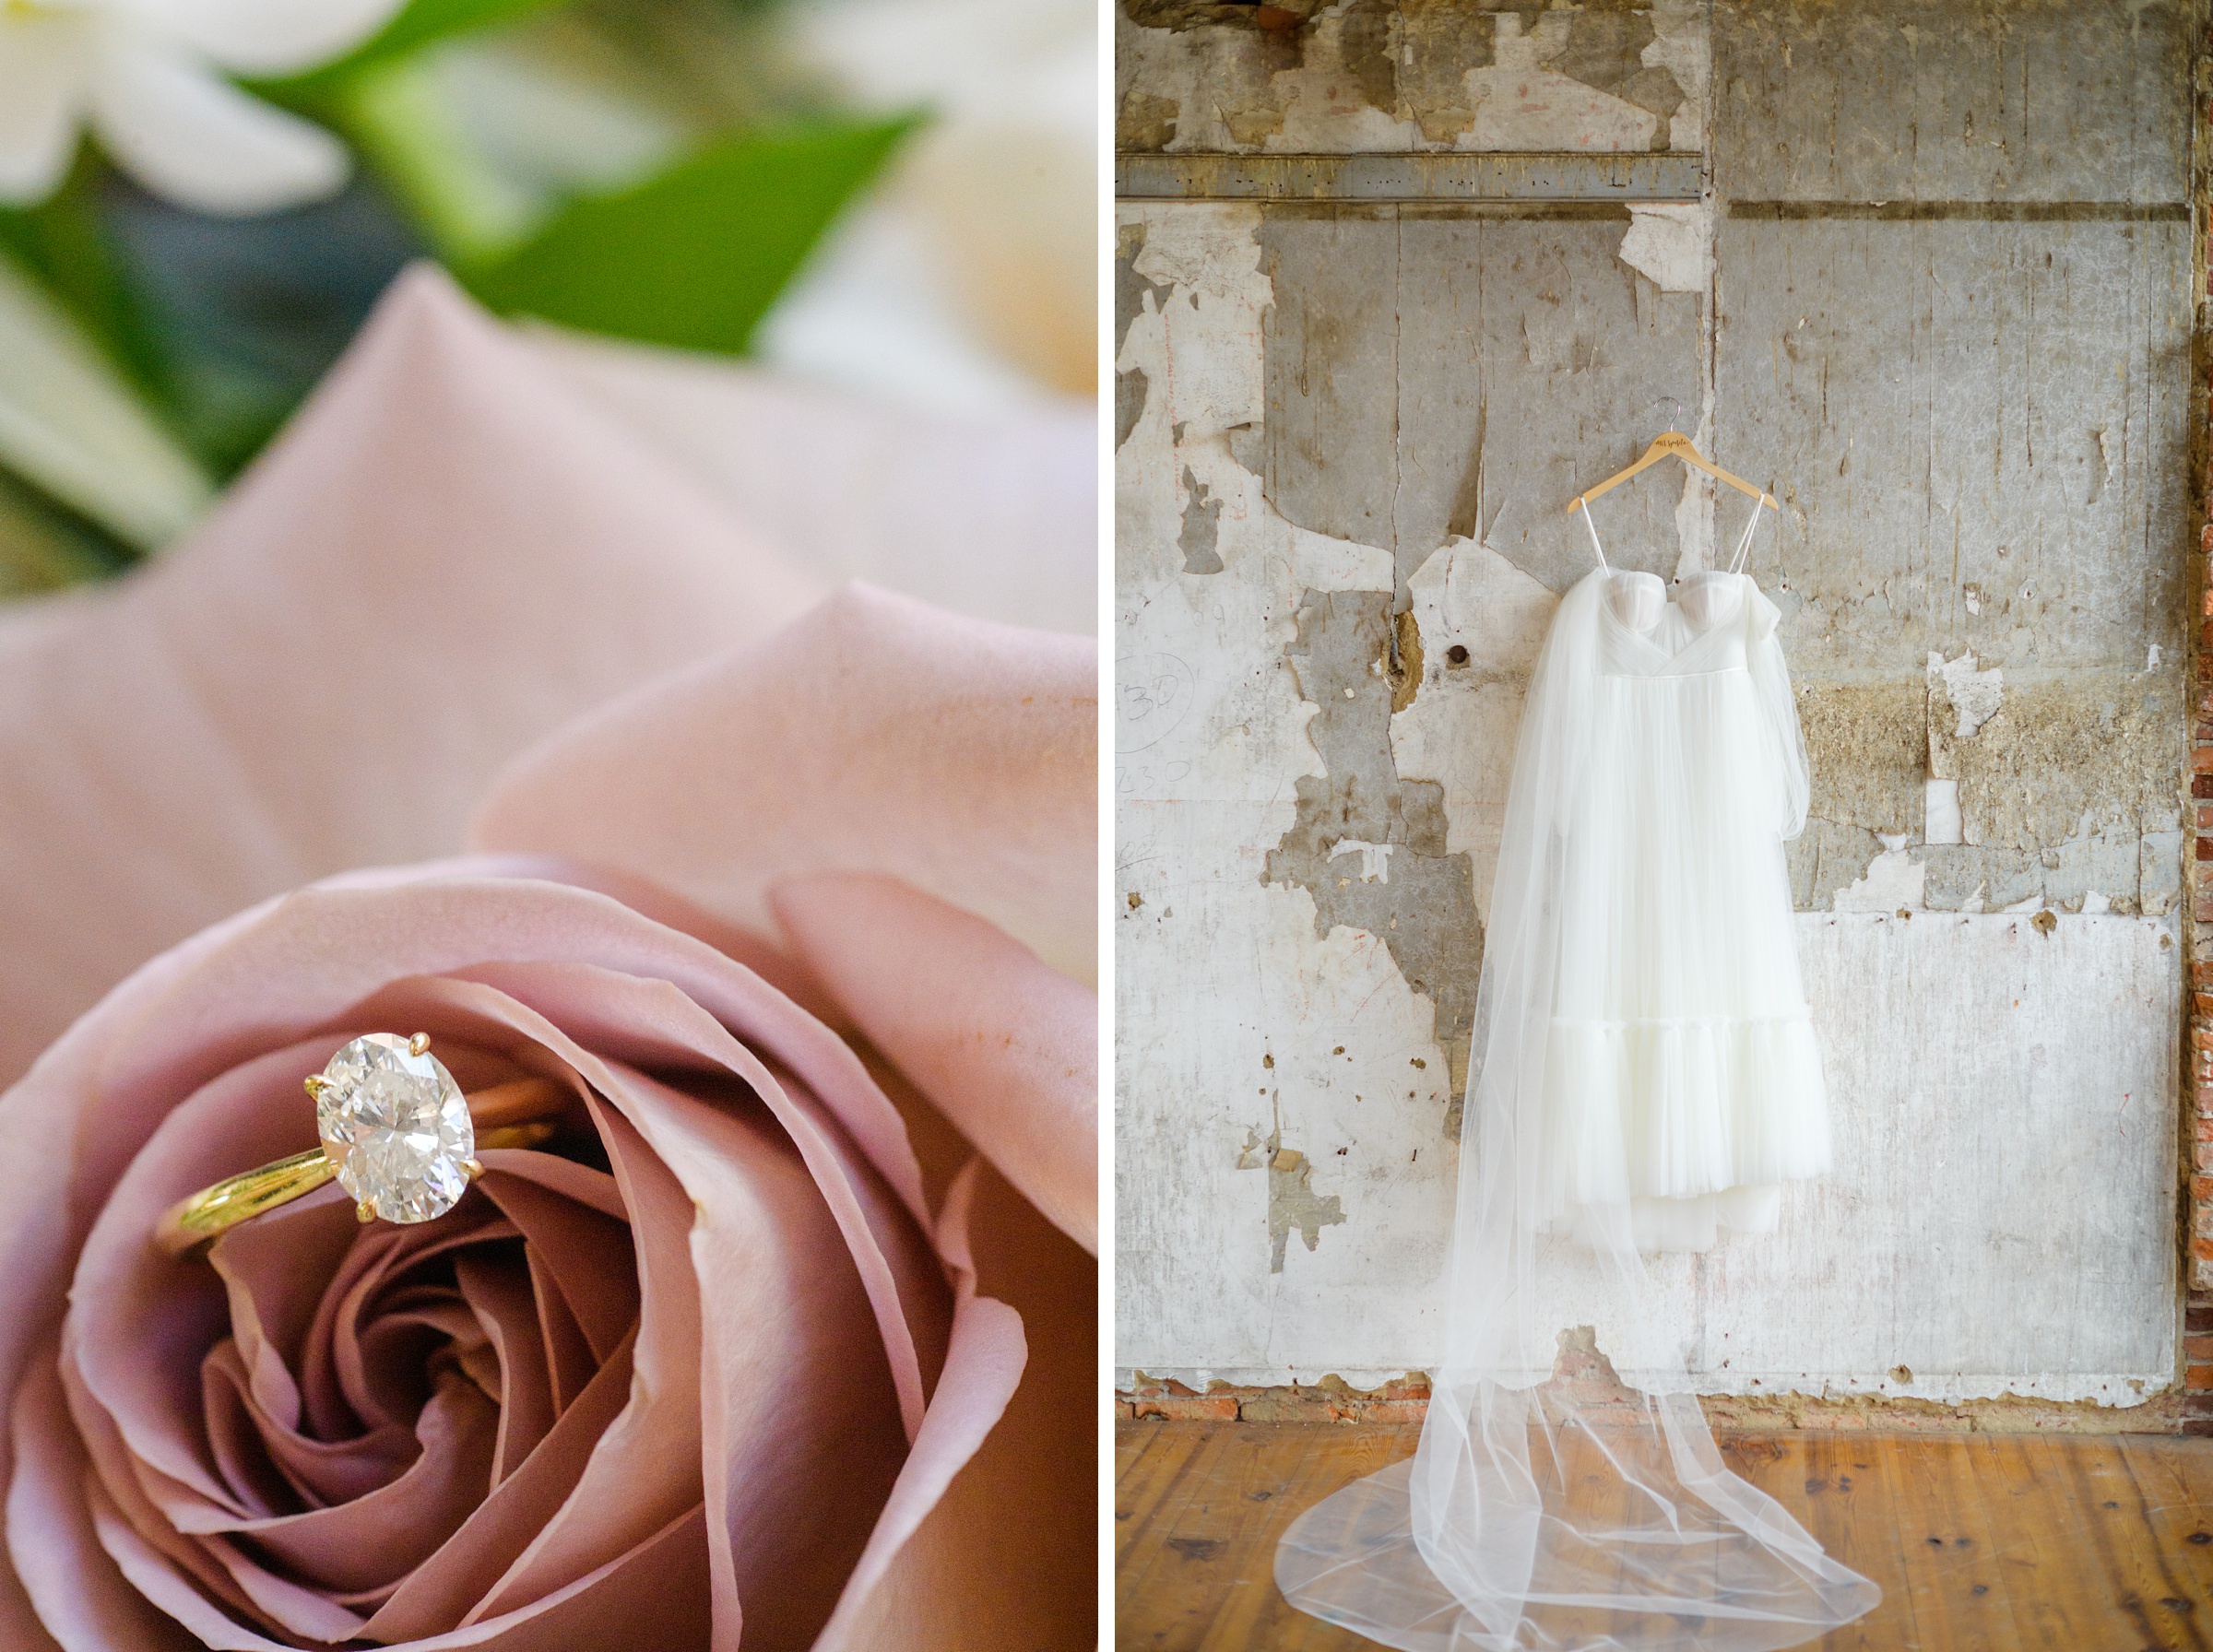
[1538,665,1830,1252]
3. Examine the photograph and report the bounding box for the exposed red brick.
[1130,1394,1239,1422]
[2187,1365,2213,1392]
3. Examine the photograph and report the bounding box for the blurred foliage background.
[0,0,1095,597]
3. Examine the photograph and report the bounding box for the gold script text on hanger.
[1563,430,1778,516]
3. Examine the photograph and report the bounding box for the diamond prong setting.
[314,1033,476,1225]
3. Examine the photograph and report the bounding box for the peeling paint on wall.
[1264,588,1483,1117]
[1388,537,1559,1094]
[1253,206,1704,599]
[1929,649,2004,740]
[1616,202,1711,293]
[1238,1125,1352,1270]
[1115,221,1169,451]
[1178,466,1225,572]
[1118,199,1458,1328]
[1831,836,1926,914]
[1116,0,1709,158]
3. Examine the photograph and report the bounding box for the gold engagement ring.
[154,1032,564,1257]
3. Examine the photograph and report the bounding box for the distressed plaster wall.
[1117,0,2195,1419]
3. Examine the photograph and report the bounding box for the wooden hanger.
[1564,430,1778,515]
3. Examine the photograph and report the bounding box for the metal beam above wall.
[1116,152,1706,203]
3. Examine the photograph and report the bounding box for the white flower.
[765,0,1096,404]
[0,0,408,216]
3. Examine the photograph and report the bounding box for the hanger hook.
[1664,396,1681,434]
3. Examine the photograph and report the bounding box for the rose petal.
[204,1375,498,1595]
[813,1160,1027,1649]
[205,1194,359,1437]
[471,584,1095,987]
[67,1045,336,1522]
[825,1160,1093,1650]
[474,1167,636,1364]
[524,328,1097,636]
[444,1092,701,1631]
[772,871,1097,1254]
[598,1071,907,1650]
[0,269,823,1087]
[87,1460,715,1651]
[419,965,944,1438]
[362,1332,640,1642]
[8,1343,175,1652]
[298,1208,515,1446]
[453,1251,556,1486]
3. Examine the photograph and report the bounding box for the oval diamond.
[314,1034,475,1223]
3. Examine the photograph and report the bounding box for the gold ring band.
[155,1069,567,1257]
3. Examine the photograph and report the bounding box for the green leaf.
[270,0,572,95]
[0,466,135,598]
[465,116,917,357]
[337,54,547,266]
[0,158,164,400]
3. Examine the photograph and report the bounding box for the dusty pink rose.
[3,865,1028,1649]
[0,270,1096,1647]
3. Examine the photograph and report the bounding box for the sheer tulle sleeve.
[1746,582,1810,840]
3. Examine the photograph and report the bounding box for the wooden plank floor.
[1116,1422,2213,1651]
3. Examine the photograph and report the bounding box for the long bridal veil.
[1275,572,1878,1651]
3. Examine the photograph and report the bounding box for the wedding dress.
[1275,505,1877,1650]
